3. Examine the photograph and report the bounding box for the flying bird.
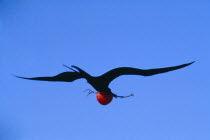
[14,61,194,105]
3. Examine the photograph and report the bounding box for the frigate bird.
[14,61,194,105]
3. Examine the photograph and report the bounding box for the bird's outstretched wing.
[14,72,83,82]
[99,61,194,86]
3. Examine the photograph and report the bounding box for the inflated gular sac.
[96,92,113,105]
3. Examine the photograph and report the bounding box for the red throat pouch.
[96,92,113,105]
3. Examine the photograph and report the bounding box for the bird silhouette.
[14,61,194,105]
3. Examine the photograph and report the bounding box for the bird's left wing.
[14,72,83,82]
[99,61,194,86]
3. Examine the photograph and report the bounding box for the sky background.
[0,0,210,140]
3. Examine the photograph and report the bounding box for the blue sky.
[0,0,210,140]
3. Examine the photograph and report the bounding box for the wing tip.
[11,74,20,78]
[190,61,195,64]
[12,74,29,79]
[186,61,195,66]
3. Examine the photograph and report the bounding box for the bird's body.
[86,77,112,93]
[14,61,194,105]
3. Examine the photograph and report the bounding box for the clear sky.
[0,0,209,140]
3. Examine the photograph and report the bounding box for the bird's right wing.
[99,61,194,86]
[14,72,83,82]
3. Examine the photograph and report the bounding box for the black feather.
[99,61,194,85]
[13,72,83,82]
